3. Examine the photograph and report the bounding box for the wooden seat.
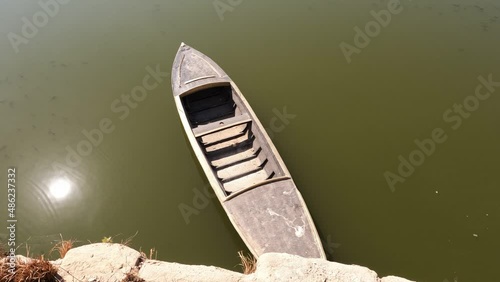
[193,113,251,137]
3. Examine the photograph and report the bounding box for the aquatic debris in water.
[101,236,113,243]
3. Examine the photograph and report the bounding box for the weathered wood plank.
[193,113,251,137]
[223,169,270,192]
[224,179,324,258]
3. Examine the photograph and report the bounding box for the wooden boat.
[171,43,325,259]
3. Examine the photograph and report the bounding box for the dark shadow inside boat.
[182,86,236,125]
[182,85,284,196]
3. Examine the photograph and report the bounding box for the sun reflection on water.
[49,177,72,200]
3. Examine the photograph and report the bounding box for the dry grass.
[120,231,139,246]
[121,272,145,282]
[50,235,76,259]
[121,248,144,282]
[238,251,257,274]
[139,247,157,260]
[148,248,157,260]
[23,243,30,258]
[0,257,60,282]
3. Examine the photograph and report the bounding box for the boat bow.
[171,43,231,97]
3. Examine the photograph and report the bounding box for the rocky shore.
[1,243,413,282]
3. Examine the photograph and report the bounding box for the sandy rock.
[50,258,63,266]
[381,275,414,282]
[26,244,413,282]
[138,259,244,282]
[242,252,382,282]
[57,243,142,282]
[0,254,33,269]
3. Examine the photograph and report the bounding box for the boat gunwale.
[172,43,326,259]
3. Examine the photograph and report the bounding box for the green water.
[1,0,499,281]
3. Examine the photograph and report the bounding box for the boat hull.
[171,43,325,259]
[224,178,325,258]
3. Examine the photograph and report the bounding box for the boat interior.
[181,85,286,196]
